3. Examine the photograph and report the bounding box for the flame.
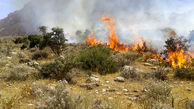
[88,33,102,45]
[167,49,187,68]
[102,16,129,51]
[87,15,193,68]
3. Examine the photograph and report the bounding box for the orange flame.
[167,49,187,68]
[88,33,102,45]
[102,16,129,51]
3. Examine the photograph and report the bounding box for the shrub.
[33,81,82,109]
[28,34,42,48]
[32,50,49,60]
[174,67,194,80]
[13,37,28,44]
[112,51,141,67]
[139,81,173,109]
[152,67,169,81]
[1,64,34,81]
[77,45,118,75]
[40,27,68,56]
[40,56,76,80]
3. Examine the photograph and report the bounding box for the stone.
[102,89,106,93]
[143,63,152,66]
[187,88,192,92]
[114,76,125,82]
[108,97,113,100]
[86,84,93,90]
[147,59,160,65]
[133,90,138,93]
[105,80,110,83]
[151,67,157,70]
[108,89,116,92]
[127,97,138,101]
[86,76,99,83]
[80,84,87,88]
[121,65,142,79]
[122,89,128,92]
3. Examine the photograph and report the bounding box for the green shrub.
[40,27,68,56]
[32,50,49,60]
[139,81,173,109]
[77,45,118,75]
[174,67,194,80]
[13,37,28,44]
[28,34,42,48]
[40,56,76,80]
[112,51,141,67]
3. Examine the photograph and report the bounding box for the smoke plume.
[10,0,194,47]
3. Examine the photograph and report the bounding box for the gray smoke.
[11,0,194,47]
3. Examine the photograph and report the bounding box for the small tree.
[40,26,68,56]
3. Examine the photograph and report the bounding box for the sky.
[0,0,30,19]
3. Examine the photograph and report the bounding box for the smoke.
[11,0,194,47]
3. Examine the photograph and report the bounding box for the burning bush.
[77,45,118,75]
[163,36,191,68]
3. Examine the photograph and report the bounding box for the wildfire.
[88,33,102,45]
[87,16,193,68]
[88,16,129,51]
[167,49,187,68]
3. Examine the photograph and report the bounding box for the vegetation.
[40,56,76,81]
[174,67,194,80]
[40,27,68,56]
[77,45,118,75]
[32,50,49,60]
[139,81,173,109]
[152,67,169,81]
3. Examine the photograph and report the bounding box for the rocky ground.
[0,36,194,109]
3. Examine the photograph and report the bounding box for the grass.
[0,36,194,109]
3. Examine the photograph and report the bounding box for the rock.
[122,89,128,92]
[102,89,106,93]
[28,104,34,106]
[114,76,125,82]
[80,84,87,88]
[143,63,152,66]
[108,97,113,100]
[151,67,157,70]
[127,97,138,101]
[108,89,116,92]
[86,76,99,83]
[147,59,160,65]
[80,83,99,90]
[86,84,93,90]
[121,66,142,79]
[133,90,138,93]
[116,92,121,95]
[105,80,110,83]
[95,90,99,94]
[187,88,192,92]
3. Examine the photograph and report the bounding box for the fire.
[88,33,102,45]
[167,49,187,68]
[87,16,192,68]
[130,36,148,56]
[88,16,129,51]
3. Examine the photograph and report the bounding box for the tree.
[39,26,68,56]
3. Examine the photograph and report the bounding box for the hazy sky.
[0,0,30,19]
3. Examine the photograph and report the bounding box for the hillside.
[0,36,193,109]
